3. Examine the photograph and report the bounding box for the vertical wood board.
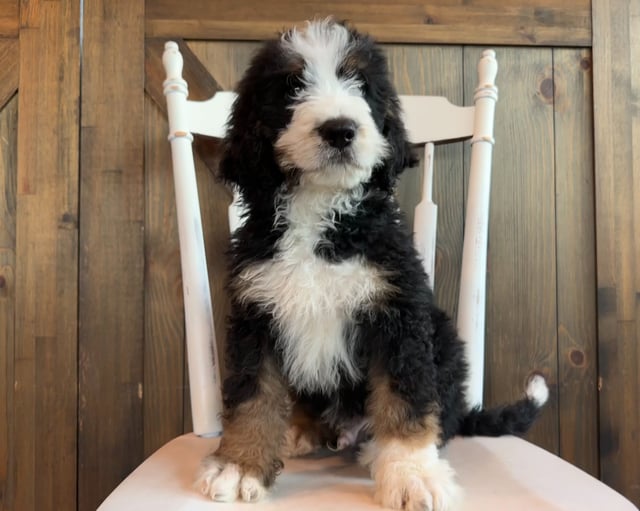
[0,95,17,511]
[79,0,145,508]
[0,39,19,111]
[0,0,18,37]
[14,0,80,509]
[553,48,598,477]
[593,0,640,504]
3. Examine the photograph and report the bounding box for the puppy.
[197,19,548,510]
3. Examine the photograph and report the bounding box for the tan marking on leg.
[363,373,461,510]
[214,357,292,487]
[367,372,441,447]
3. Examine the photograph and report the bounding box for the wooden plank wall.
[0,0,638,510]
[13,2,81,511]
[0,0,18,38]
[553,48,598,475]
[0,95,17,511]
[78,1,145,510]
[592,0,640,504]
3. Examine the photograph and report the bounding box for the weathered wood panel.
[593,0,640,505]
[553,48,599,477]
[0,95,17,511]
[14,0,80,509]
[146,0,591,46]
[0,0,18,37]
[187,40,260,92]
[464,47,559,453]
[78,0,145,509]
[0,39,18,111]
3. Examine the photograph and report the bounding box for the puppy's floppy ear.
[219,40,289,205]
[372,95,416,191]
[385,96,417,173]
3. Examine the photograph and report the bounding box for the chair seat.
[98,433,637,511]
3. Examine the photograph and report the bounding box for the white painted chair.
[98,42,638,511]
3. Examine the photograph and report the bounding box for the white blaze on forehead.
[282,20,361,96]
[275,20,388,186]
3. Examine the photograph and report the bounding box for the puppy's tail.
[458,374,549,437]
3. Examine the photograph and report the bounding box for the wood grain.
[593,0,640,504]
[145,0,591,46]
[143,96,186,457]
[18,0,38,29]
[0,95,17,511]
[464,47,559,454]
[553,48,599,477]
[14,0,80,510]
[0,39,18,111]
[78,0,145,508]
[0,0,18,36]
[187,40,260,92]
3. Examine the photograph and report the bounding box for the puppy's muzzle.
[318,117,358,150]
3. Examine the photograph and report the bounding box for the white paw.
[363,441,462,511]
[195,457,267,503]
[375,458,460,511]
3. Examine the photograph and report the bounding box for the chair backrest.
[162,41,497,437]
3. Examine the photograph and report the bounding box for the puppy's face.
[222,20,413,198]
[274,22,389,189]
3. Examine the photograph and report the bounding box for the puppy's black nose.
[318,118,358,149]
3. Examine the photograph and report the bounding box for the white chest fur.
[235,187,390,393]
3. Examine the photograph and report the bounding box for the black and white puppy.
[197,19,548,511]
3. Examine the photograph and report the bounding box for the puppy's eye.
[286,73,304,95]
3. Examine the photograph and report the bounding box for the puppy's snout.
[318,118,358,150]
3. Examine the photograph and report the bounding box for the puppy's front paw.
[374,458,460,511]
[363,441,461,511]
[196,456,267,503]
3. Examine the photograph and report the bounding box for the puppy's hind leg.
[197,357,292,503]
[361,373,462,511]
